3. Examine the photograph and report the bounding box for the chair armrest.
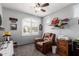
[35,38,42,40]
[34,39,44,46]
[43,41,52,46]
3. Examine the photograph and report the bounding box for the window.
[22,18,40,36]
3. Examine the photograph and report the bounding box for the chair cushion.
[36,40,51,45]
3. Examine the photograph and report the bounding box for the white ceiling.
[1,3,72,17]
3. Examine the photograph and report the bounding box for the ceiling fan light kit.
[41,9,46,12]
[34,3,49,13]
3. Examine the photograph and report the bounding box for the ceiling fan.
[34,3,49,13]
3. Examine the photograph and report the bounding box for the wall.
[0,4,4,36]
[73,4,79,18]
[0,4,2,15]
[43,4,79,40]
[2,7,42,45]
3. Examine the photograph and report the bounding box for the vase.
[52,46,57,54]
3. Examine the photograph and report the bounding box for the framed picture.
[9,17,18,23]
[10,24,17,30]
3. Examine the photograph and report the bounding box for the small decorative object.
[10,24,17,30]
[51,17,59,26]
[9,17,18,23]
[39,24,42,31]
[52,45,57,54]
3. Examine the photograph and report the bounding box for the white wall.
[0,4,2,15]
[43,4,79,40]
[0,4,4,36]
[2,7,42,45]
[73,4,79,18]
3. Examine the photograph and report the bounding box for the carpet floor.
[14,44,59,56]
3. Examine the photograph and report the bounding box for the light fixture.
[34,3,49,13]
[34,7,41,13]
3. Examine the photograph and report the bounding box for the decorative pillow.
[49,36,52,41]
[43,33,50,40]
[37,39,51,45]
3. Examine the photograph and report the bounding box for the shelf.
[61,18,69,22]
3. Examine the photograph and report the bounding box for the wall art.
[9,17,18,23]
[10,24,17,30]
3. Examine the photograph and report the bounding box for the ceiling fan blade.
[37,3,40,6]
[36,3,40,7]
[41,9,46,12]
[41,3,49,7]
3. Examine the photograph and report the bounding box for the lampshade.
[3,32,11,36]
